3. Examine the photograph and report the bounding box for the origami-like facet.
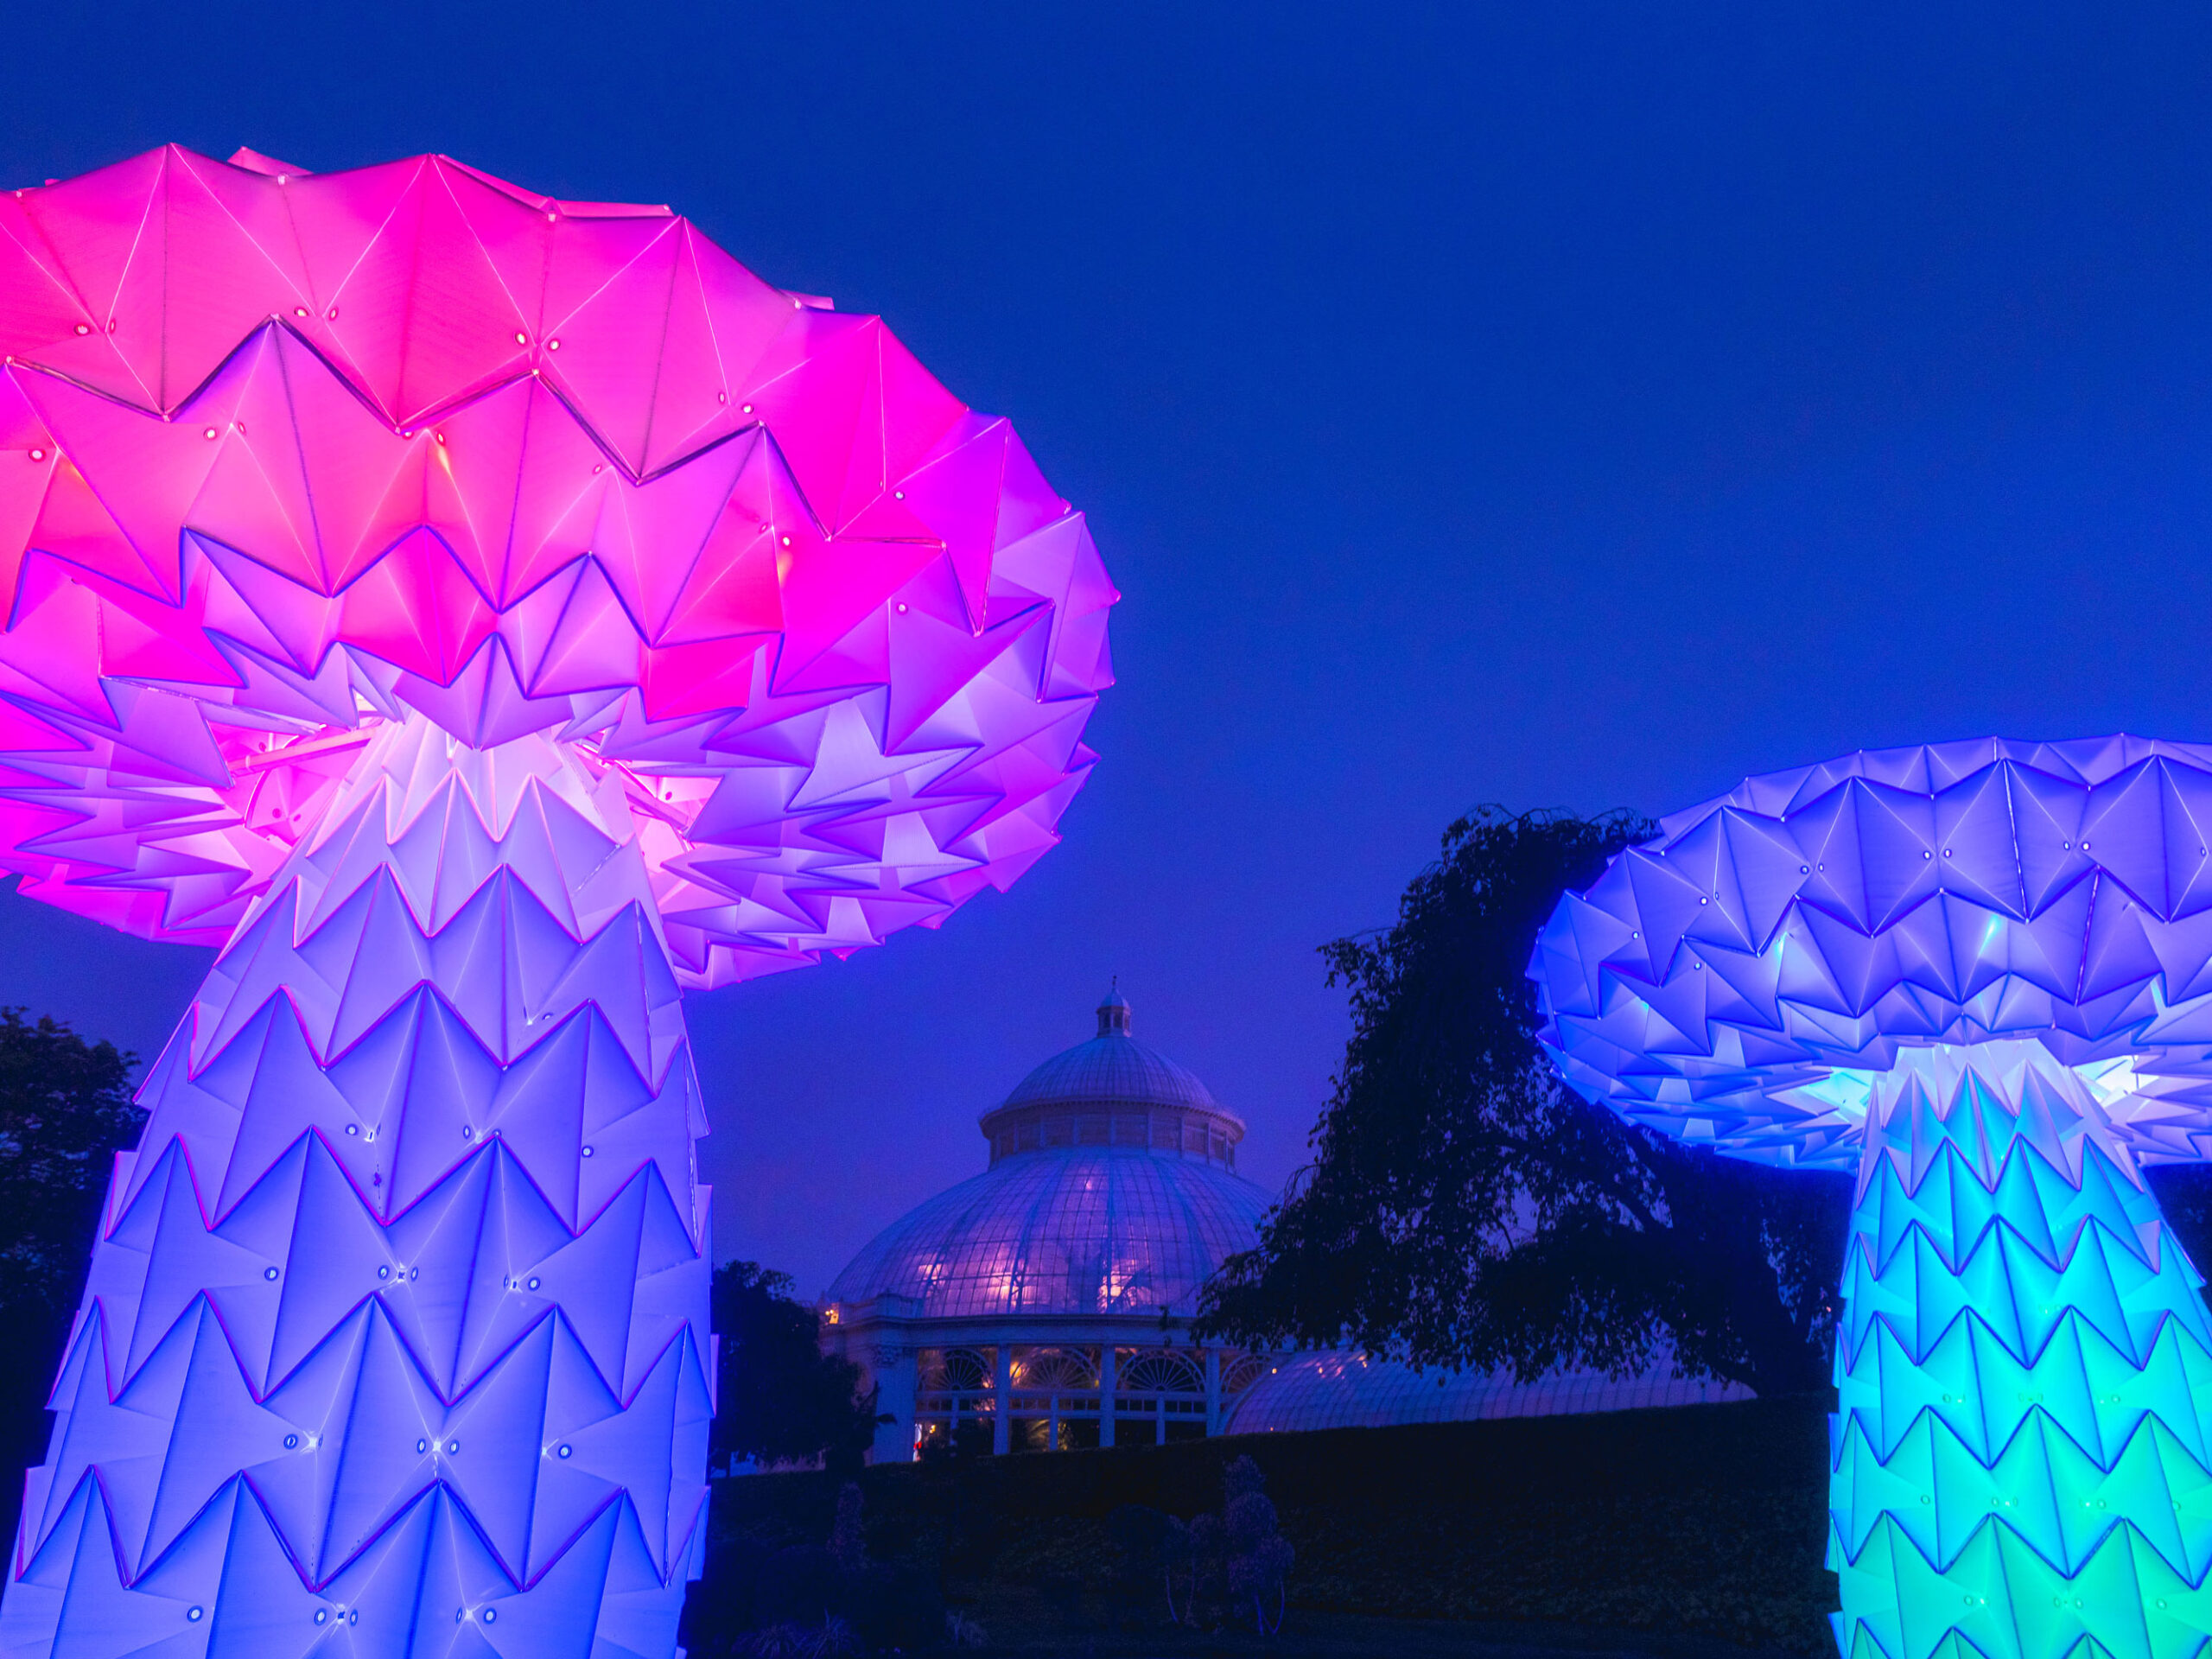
[0,146,1113,1657]
[1529,739,2212,1659]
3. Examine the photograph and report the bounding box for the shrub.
[738,1623,810,1659]
[1224,1457,1294,1634]
[945,1609,990,1649]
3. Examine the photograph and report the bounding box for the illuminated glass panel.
[827,1147,1271,1318]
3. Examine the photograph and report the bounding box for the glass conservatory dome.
[996,988,1220,1115]
[823,1144,1269,1318]
[813,988,1753,1467]
[825,991,1271,1318]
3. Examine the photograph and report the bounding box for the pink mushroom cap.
[0,146,1116,985]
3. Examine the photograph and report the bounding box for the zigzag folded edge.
[1824,1109,2212,1657]
[0,242,1114,987]
[1828,1510,2212,1659]
[185,876,692,1106]
[7,1047,714,1604]
[25,1314,710,1582]
[1529,745,2212,1158]
[23,1296,711,1586]
[1844,1180,2167,1291]
[0,146,964,480]
[136,893,704,1229]
[1836,1630,2212,1659]
[80,1131,710,1406]
[3,780,714,1623]
[0,320,1098,692]
[1845,1131,2165,1262]
[1834,1217,2193,1371]
[9,1466,703,1657]
[21,1064,714,1589]
[1838,1122,2193,1305]
[1830,1403,2212,1576]
[1835,1265,2205,1389]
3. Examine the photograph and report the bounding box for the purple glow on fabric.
[0,146,1112,1655]
[1529,740,2212,1656]
[1531,735,2212,1167]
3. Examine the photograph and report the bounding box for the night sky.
[0,4,2209,1294]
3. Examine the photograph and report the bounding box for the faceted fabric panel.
[1828,1046,2212,1659]
[0,143,1109,1659]
[1529,738,2212,1169]
[1522,742,2212,1656]
[0,146,1115,988]
[825,1147,1271,1319]
[0,719,713,1659]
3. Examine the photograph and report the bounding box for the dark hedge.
[701,1397,1836,1656]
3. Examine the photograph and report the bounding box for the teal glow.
[1526,742,2212,1654]
[1830,1050,2212,1659]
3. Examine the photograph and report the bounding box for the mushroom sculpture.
[0,148,1114,1656]
[1529,739,2212,1659]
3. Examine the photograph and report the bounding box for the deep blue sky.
[0,3,2209,1292]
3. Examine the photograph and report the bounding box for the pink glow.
[0,146,1112,1656]
[0,145,1115,986]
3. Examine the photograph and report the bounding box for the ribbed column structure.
[0,717,713,1659]
[1831,1043,2212,1659]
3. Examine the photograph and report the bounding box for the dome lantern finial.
[1097,980,1132,1038]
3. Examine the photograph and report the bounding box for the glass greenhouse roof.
[996,1031,1224,1117]
[825,1144,1271,1318]
[1222,1350,1752,1435]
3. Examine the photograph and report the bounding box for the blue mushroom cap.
[1529,736,2212,1170]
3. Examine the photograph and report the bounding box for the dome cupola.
[1096,988,1132,1036]
[979,988,1247,1168]
[824,988,1270,1319]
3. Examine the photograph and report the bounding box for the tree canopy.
[711,1261,883,1471]
[0,1008,143,1313]
[0,1008,144,1545]
[1197,806,1849,1396]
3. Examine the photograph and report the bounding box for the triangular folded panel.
[0,143,1115,1659]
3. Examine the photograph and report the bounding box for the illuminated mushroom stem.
[3,716,712,1653]
[1830,1041,2212,1659]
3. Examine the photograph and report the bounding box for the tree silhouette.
[0,1009,145,1545]
[1198,807,1847,1395]
[712,1262,884,1471]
